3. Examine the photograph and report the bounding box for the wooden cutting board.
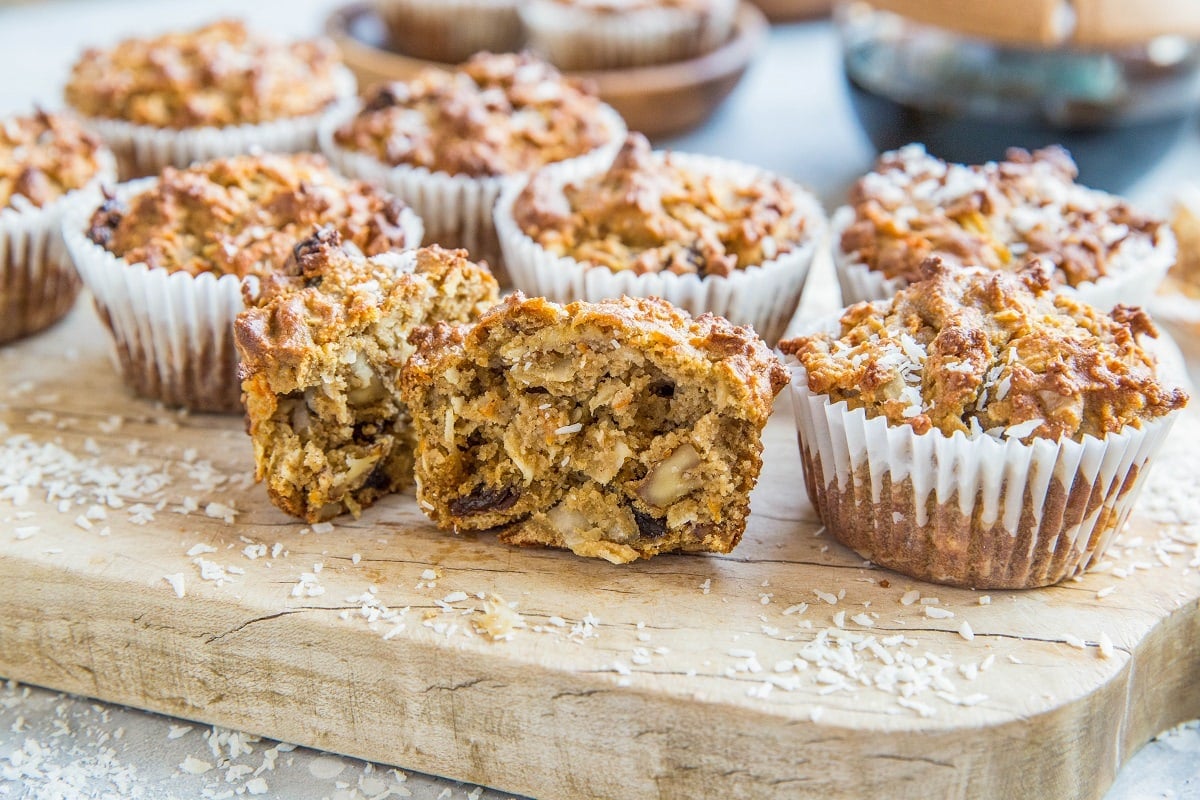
[1,303,1198,800]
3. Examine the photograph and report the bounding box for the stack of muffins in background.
[0,13,1190,587]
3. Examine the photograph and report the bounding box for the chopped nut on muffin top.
[86,153,416,279]
[839,144,1166,289]
[0,110,105,210]
[512,133,808,277]
[64,19,344,129]
[780,257,1188,443]
[332,52,613,178]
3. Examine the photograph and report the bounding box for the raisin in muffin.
[781,257,1188,589]
[235,228,498,522]
[0,109,115,343]
[400,293,788,563]
[63,153,422,412]
[319,52,624,278]
[496,133,824,344]
[381,0,524,63]
[520,0,737,70]
[833,144,1174,309]
[65,19,354,178]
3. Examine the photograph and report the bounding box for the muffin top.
[512,134,810,277]
[86,153,416,280]
[64,19,344,129]
[332,52,614,178]
[839,144,1166,289]
[0,110,107,211]
[780,257,1188,443]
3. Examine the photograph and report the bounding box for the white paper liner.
[61,177,424,414]
[519,0,737,70]
[319,101,625,284]
[77,67,357,180]
[0,149,117,343]
[495,151,826,345]
[830,203,1178,311]
[784,317,1183,589]
[383,0,524,63]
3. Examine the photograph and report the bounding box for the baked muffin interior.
[402,294,788,563]
[235,228,499,522]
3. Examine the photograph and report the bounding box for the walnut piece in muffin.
[0,110,105,211]
[840,144,1166,289]
[65,19,343,129]
[781,257,1187,443]
[235,228,499,522]
[400,293,788,563]
[86,153,417,280]
[333,52,613,178]
[513,134,809,277]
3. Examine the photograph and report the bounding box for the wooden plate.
[325,1,770,138]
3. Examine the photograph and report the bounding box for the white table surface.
[1,1,1198,798]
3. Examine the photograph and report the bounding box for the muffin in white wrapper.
[82,67,357,180]
[62,177,424,413]
[1150,184,1200,338]
[320,101,624,281]
[1,150,116,344]
[381,0,524,63]
[780,262,1189,589]
[495,144,826,345]
[520,0,737,70]
[833,144,1176,309]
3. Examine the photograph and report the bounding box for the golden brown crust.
[781,257,1188,443]
[235,229,499,522]
[332,52,613,178]
[65,20,343,129]
[840,144,1166,288]
[0,110,105,210]
[513,134,809,277]
[86,153,416,280]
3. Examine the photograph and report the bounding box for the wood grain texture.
[325,2,768,139]
[0,304,1198,800]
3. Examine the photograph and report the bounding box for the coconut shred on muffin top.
[839,144,1168,290]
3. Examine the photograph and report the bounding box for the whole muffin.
[1150,186,1200,336]
[63,152,423,412]
[319,51,625,279]
[0,109,115,344]
[520,0,738,70]
[64,19,355,178]
[780,257,1188,589]
[496,133,824,344]
[381,0,524,63]
[833,144,1175,309]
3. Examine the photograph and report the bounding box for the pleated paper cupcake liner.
[79,67,357,180]
[0,150,117,344]
[62,177,424,413]
[831,204,1178,311]
[382,0,524,63]
[495,152,826,345]
[319,102,625,284]
[785,326,1182,589]
[519,0,737,70]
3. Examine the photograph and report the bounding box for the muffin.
[1150,185,1200,336]
[381,0,524,63]
[319,52,625,280]
[64,19,355,179]
[520,0,738,71]
[833,144,1175,309]
[400,293,788,563]
[235,228,498,522]
[780,257,1188,589]
[496,133,824,344]
[62,152,423,413]
[0,109,115,344]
